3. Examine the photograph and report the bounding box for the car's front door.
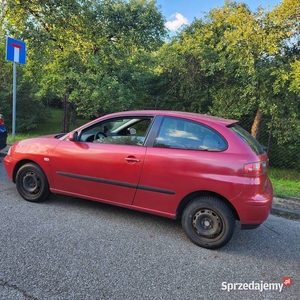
[51,116,153,206]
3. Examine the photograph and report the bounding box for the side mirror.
[69,131,78,141]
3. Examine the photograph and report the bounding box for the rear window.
[229,124,265,155]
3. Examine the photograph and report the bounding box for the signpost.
[6,37,26,140]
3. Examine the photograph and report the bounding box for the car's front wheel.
[16,163,50,202]
[182,197,235,249]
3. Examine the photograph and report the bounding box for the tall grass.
[269,168,300,198]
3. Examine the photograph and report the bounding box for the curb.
[272,196,300,220]
[271,207,300,220]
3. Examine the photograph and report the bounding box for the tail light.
[243,161,267,176]
[0,115,4,125]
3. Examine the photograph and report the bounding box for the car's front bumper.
[3,154,16,182]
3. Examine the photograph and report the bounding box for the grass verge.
[269,168,300,199]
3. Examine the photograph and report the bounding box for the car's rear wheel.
[182,197,235,249]
[16,163,50,202]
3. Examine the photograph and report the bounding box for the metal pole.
[12,62,16,141]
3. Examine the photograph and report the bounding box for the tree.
[158,0,300,138]
[2,0,167,131]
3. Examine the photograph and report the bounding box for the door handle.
[125,156,140,163]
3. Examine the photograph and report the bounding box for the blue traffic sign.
[6,37,26,64]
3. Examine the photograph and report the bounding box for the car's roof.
[107,110,237,126]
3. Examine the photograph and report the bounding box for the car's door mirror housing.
[69,131,78,142]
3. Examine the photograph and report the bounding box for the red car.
[4,110,273,249]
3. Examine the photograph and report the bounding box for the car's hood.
[11,134,63,157]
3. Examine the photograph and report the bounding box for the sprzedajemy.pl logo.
[221,277,292,293]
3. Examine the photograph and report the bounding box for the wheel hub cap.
[192,209,222,238]
[23,172,40,194]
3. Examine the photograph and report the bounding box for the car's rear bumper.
[236,179,273,228]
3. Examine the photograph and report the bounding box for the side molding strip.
[57,172,175,195]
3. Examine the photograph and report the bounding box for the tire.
[16,163,50,202]
[182,197,235,249]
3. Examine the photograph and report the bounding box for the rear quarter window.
[229,124,265,155]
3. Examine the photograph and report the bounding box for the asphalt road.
[0,154,299,300]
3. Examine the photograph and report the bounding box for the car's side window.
[154,117,227,151]
[79,117,152,146]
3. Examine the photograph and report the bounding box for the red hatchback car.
[4,110,273,249]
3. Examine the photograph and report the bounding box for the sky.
[156,0,283,32]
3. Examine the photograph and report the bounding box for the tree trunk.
[61,93,70,133]
[251,108,263,139]
[266,114,275,154]
[70,103,77,125]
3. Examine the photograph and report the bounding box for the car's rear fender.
[175,190,240,221]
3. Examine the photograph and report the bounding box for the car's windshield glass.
[229,124,265,155]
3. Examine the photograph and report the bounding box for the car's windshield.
[229,124,265,155]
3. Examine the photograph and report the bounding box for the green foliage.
[0,40,13,113]
[0,38,49,132]
[158,1,296,118]
[2,0,167,130]
[289,60,300,95]
[157,0,300,170]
